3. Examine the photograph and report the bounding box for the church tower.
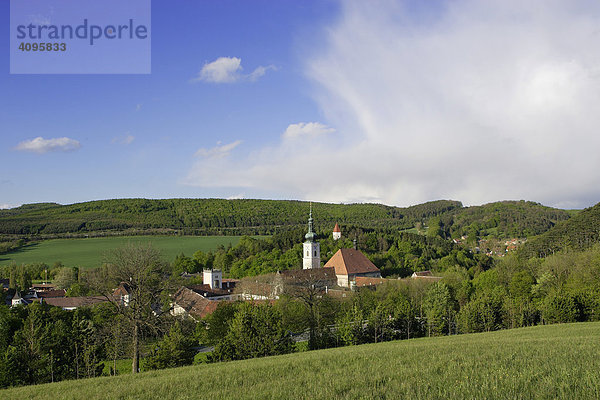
[303,204,321,269]
[333,223,342,240]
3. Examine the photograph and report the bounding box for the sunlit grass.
[3,321,599,399]
[0,235,265,268]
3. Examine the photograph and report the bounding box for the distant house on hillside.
[411,270,442,281]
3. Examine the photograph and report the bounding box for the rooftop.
[324,248,380,276]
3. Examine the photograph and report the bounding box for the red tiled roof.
[333,223,341,233]
[172,287,226,319]
[113,283,131,296]
[354,276,387,287]
[324,248,380,276]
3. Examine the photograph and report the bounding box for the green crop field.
[0,236,263,268]
[3,322,599,399]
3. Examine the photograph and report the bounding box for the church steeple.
[305,203,316,242]
[303,202,321,269]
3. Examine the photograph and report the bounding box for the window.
[306,251,309,256]
[314,250,317,256]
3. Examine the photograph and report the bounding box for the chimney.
[353,238,357,250]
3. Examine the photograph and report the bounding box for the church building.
[302,205,381,287]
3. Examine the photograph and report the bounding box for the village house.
[43,296,107,311]
[170,286,222,321]
[170,268,239,319]
[324,248,382,288]
[411,270,443,281]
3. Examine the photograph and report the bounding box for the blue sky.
[3,0,600,210]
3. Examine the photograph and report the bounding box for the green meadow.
[0,236,259,268]
[3,321,599,399]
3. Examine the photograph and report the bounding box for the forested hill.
[0,198,462,236]
[519,202,600,258]
[442,200,572,239]
[0,198,578,240]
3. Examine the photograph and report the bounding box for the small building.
[171,287,222,321]
[43,296,107,311]
[324,248,381,288]
[333,223,342,240]
[113,283,131,306]
[411,271,443,281]
[10,291,30,307]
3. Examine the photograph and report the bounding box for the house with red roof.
[324,248,381,288]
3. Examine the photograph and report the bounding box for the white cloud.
[227,193,246,200]
[0,204,14,210]
[15,137,81,154]
[248,65,277,82]
[184,0,600,208]
[135,104,142,112]
[192,57,275,83]
[282,122,335,140]
[195,140,243,159]
[112,133,135,145]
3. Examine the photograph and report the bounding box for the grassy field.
[2,322,599,399]
[0,236,262,268]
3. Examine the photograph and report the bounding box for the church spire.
[305,202,315,242]
[302,202,320,269]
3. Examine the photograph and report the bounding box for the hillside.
[0,198,462,236]
[2,322,599,399]
[445,200,572,239]
[520,202,600,258]
[0,198,573,242]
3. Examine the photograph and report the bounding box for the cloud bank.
[185,0,600,208]
[15,137,81,154]
[192,57,275,83]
